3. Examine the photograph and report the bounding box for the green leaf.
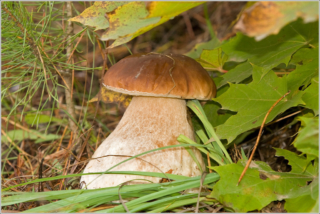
[203,101,235,128]
[217,61,252,88]
[68,2,127,30]
[99,2,160,41]
[1,130,60,144]
[293,117,319,158]
[276,140,319,213]
[185,38,221,59]
[222,19,318,78]
[302,77,319,115]
[214,65,304,143]
[275,148,317,175]
[209,158,314,212]
[284,174,319,212]
[290,47,319,66]
[196,48,228,72]
[70,2,203,48]
[276,149,319,213]
[24,113,65,125]
[287,47,319,96]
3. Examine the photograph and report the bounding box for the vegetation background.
[1,1,319,213]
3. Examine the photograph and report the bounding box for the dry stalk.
[64,1,78,136]
[237,90,291,185]
[93,39,109,121]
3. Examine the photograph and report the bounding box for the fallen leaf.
[185,38,221,59]
[44,149,69,160]
[196,48,228,73]
[302,77,319,115]
[214,64,304,143]
[222,19,318,79]
[70,2,203,48]
[293,116,319,158]
[234,1,319,40]
[89,86,132,108]
[209,149,316,212]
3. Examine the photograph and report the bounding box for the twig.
[64,1,78,139]
[67,154,172,183]
[36,46,50,92]
[38,158,44,192]
[182,12,195,39]
[77,33,89,125]
[210,205,224,213]
[95,127,102,150]
[207,152,212,173]
[62,2,65,30]
[71,57,74,99]
[40,49,70,90]
[96,36,105,61]
[66,29,87,100]
[1,129,33,176]
[69,128,92,174]
[56,126,68,152]
[266,110,303,127]
[93,40,109,121]
[66,30,86,64]
[237,91,291,185]
[196,172,207,213]
[118,182,131,213]
[1,129,29,156]
[1,5,35,49]
[1,117,45,139]
[59,159,70,190]
[41,9,45,47]
[60,130,76,188]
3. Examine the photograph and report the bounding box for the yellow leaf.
[89,86,132,108]
[69,1,204,49]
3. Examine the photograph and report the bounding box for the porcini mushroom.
[81,53,216,189]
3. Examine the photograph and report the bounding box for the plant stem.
[64,1,77,137]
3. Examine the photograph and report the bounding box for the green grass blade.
[130,193,198,213]
[179,142,204,173]
[241,147,248,161]
[187,100,232,164]
[196,129,209,143]
[178,134,224,166]
[3,173,219,208]
[99,173,219,213]
[148,197,206,213]
[1,171,189,192]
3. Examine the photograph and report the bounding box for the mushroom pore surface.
[81,96,205,189]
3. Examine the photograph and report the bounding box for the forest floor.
[1,2,301,213]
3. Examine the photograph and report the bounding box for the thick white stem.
[81,96,205,188]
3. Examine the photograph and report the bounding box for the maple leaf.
[209,149,317,212]
[214,64,304,143]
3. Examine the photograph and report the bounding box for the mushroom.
[81,53,216,189]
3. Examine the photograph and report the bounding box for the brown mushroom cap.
[103,53,216,100]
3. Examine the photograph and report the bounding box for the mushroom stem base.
[81,96,205,189]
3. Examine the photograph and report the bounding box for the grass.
[1,99,231,213]
[2,172,220,213]
[1,2,244,213]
